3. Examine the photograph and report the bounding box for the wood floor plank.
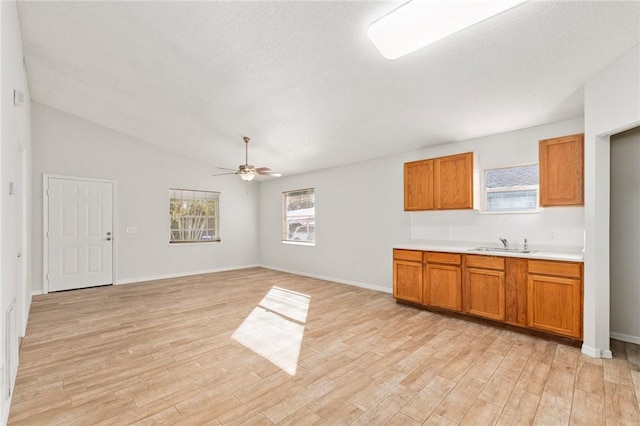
[496,387,541,426]
[7,267,640,425]
[350,383,415,425]
[400,357,447,392]
[626,341,640,370]
[424,413,458,425]
[401,375,456,423]
[514,357,551,396]
[262,376,335,423]
[459,398,502,425]
[544,363,576,400]
[603,380,640,425]
[347,367,407,411]
[533,392,572,426]
[434,376,485,423]
[604,357,635,387]
[478,347,529,408]
[278,406,321,426]
[570,388,605,425]
[575,359,605,396]
[386,412,422,426]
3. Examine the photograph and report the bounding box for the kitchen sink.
[468,247,536,254]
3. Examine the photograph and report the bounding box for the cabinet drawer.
[528,260,581,278]
[465,255,505,270]
[425,252,461,265]
[393,249,423,262]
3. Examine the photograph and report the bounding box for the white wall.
[610,126,640,344]
[258,117,584,292]
[259,154,408,292]
[583,44,640,358]
[1,0,33,423]
[31,102,259,291]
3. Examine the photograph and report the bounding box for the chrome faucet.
[499,237,509,248]
[524,238,528,251]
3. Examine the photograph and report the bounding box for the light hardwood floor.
[8,267,640,425]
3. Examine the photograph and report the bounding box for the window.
[283,188,315,243]
[169,189,220,243]
[484,164,539,212]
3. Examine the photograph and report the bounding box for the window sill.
[168,240,221,247]
[281,240,315,246]
[478,209,543,215]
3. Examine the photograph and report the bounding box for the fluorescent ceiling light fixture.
[368,0,527,60]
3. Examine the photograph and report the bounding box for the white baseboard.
[115,264,260,285]
[31,289,44,297]
[259,264,392,294]
[610,331,640,345]
[581,344,613,359]
[2,400,10,426]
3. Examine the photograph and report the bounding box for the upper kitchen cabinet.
[404,152,474,211]
[404,159,434,210]
[539,133,584,206]
[434,152,474,209]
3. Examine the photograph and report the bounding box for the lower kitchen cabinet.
[424,252,462,311]
[527,273,582,338]
[392,250,584,341]
[392,250,423,304]
[464,267,505,321]
[463,254,505,321]
[527,259,582,338]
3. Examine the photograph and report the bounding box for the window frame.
[482,163,541,214]
[169,188,220,244]
[282,188,315,245]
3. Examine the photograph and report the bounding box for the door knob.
[106,237,111,241]
[106,232,112,236]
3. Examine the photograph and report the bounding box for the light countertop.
[393,241,584,262]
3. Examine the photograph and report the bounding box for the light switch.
[125,227,137,234]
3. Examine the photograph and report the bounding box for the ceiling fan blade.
[255,167,271,173]
[217,167,239,171]
[212,172,239,176]
[257,171,282,177]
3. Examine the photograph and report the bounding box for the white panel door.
[48,178,113,292]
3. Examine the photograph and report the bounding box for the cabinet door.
[404,159,434,211]
[539,133,584,206]
[434,152,473,209]
[393,260,423,304]
[527,274,582,338]
[464,268,505,321]
[425,264,461,311]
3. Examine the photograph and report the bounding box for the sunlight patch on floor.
[232,286,310,375]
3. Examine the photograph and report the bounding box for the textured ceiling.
[17,1,640,177]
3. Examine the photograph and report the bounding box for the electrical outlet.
[548,231,555,241]
[440,227,452,237]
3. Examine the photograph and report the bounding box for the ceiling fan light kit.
[214,136,281,181]
[239,165,257,181]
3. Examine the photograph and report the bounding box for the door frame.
[43,174,118,294]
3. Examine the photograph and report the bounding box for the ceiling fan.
[214,136,281,181]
